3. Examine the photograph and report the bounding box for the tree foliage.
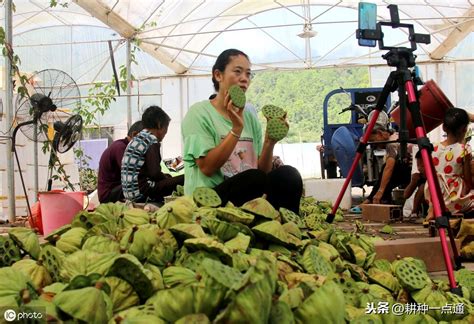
[246,67,370,143]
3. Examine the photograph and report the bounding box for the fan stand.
[11,119,41,219]
[10,70,82,221]
[12,114,82,220]
[45,142,68,192]
[46,150,57,192]
[11,93,58,220]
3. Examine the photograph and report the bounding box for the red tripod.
[325,47,462,294]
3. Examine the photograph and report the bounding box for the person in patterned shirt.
[98,120,143,203]
[121,106,184,203]
[424,107,473,224]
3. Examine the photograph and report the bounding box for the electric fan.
[52,114,83,154]
[14,69,81,142]
[11,69,83,218]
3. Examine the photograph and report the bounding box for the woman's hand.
[258,113,288,173]
[263,112,288,144]
[225,92,244,134]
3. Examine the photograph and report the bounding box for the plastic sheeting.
[0,0,472,78]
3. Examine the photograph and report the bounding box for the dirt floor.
[344,187,473,277]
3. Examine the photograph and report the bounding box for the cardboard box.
[361,204,402,222]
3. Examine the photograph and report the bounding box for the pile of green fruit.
[0,189,472,323]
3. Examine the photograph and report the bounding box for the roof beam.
[430,7,474,60]
[73,0,187,74]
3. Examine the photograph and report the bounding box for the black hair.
[127,120,144,137]
[443,107,469,137]
[415,150,422,159]
[211,49,249,91]
[141,106,171,129]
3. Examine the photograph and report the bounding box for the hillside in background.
[246,67,370,143]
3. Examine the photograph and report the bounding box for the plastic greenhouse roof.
[2,0,473,78]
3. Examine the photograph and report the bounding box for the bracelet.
[230,130,241,139]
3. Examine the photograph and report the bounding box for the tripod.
[325,47,462,294]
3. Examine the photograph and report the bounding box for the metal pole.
[5,0,15,222]
[33,124,38,200]
[126,39,132,129]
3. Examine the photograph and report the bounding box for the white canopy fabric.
[1,0,472,138]
[2,0,473,80]
[80,0,474,71]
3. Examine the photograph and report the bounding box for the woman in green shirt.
[182,49,303,213]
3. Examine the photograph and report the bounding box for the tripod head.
[356,3,431,163]
[356,4,430,57]
[382,48,416,68]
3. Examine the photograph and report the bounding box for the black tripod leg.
[397,79,409,162]
[326,72,397,223]
[446,221,463,270]
[405,80,461,294]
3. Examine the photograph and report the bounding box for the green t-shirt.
[181,100,263,195]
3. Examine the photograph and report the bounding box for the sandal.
[350,206,362,214]
[405,214,419,223]
[423,216,434,228]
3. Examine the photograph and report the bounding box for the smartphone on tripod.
[358,2,377,47]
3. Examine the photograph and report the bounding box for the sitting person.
[317,144,339,178]
[472,158,474,188]
[181,48,303,213]
[403,150,427,217]
[424,108,473,223]
[363,110,411,204]
[121,106,184,203]
[465,128,474,185]
[97,121,144,203]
